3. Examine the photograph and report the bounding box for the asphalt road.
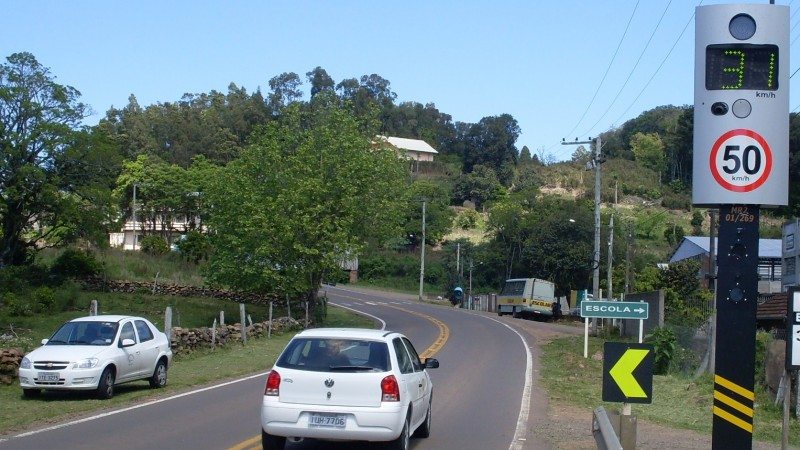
[0,286,547,450]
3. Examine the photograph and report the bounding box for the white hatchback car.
[261,328,439,450]
[18,315,173,399]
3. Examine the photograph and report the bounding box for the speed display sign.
[709,128,772,193]
[693,4,788,206]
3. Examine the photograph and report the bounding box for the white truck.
[496,278,560,319]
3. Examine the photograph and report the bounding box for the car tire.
[261,429,286,450]
[497,310,504,316]
[22,388,41,398]
[149,359,168,388]
[96,367,115,399]
[414,397,432,438]
[512,309,520,318]
[387,415,410,450]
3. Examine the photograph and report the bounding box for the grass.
[540,335,800,446]
[0,304,375,436]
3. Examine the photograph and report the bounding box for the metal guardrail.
[593,407,623,450]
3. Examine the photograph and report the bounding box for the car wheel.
[387,415,410,450]
[497,310,504,316]
[414,396,432,438]
[149,359,167,388]
[512,309,520,318]
[22,388,41,398]
[261,429,286,450]
[96,367,115,399]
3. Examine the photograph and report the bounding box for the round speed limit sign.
[709,129,773,193]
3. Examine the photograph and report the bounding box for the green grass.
[0,304,374,436]
[540,335,800,446]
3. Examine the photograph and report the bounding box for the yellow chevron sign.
[602,343,654,404]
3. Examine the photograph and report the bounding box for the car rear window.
[276,338,391,373]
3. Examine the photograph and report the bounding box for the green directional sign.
[603,342,654,404]
[580,300,649,320]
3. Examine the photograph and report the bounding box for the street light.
[418,198,427,302]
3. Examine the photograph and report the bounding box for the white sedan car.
[261,328,439,450]
[18,315,173,399]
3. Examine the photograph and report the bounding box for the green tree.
[267,72,303,114]
[0,52,116,266]
[452,165,504,208]
[305,67,335,99]
[402,181,455,246]
[204,94,407,317]
[630,132,666,180]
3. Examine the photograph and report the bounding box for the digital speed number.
[706,44,778,90]
[709,129,773,192]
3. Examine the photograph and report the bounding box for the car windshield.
[47,321,119,346]
[501,280,526,296]
[277,338,391,373]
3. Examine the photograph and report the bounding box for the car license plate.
[309,413,346,428]
[38,371,59,382]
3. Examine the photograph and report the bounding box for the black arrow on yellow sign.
[602,342,654,404]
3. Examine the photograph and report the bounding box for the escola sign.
[580,301,649,320]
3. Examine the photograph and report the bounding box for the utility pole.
[132,183,138,251]
[563,136,604,332]
[418,198,427,302]
[607,214,614,302]
[456,242,460,279]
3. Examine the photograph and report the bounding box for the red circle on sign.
[709,129,772,192]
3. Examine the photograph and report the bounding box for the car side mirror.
[424,358,439,369]
[41,339,49,345]
[120,338,136,348]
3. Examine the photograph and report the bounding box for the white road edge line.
[329,302,386,330]
[1,303,385,443]
[481,316,532,450]
[1,371,269,442]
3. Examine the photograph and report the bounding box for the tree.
[0,52,109,266]
[306,67,334,99]
[452,165,504,208]
[463,114,520,185]
[204,94,407,317]
[630,132,666,180]
[402,180,455,247]
[267,72,303,114]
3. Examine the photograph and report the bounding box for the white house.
[109,216,201,251]
[376,135,438,162]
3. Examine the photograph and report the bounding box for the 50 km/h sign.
[580,301,649,320]
[710,129,772,193]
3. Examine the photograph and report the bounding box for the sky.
[2,0,797,162]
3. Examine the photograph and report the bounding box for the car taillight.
[381,375,400,402]
[265,370,281,396]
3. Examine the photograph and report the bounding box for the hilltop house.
[375,135,438,171]
[109,216,201,251]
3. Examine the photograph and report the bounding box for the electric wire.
[610,5,698,127]
[578,0,673,138]
[561,0,641,141]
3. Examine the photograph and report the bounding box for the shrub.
[33,287,56,311]
[140,235,169,255]
[645,326,677,374]
[3,292,33,316]
[176,231,210,263]
[454,209,480,230]
[51,248,100,278]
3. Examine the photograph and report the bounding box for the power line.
[610,3,699,128]
[562,1,641,140]
[578,1,673,138]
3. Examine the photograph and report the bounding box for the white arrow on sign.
[634,308,645,313]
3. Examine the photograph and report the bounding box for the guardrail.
[592,407,623,450]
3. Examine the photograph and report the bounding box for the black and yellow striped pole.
[712,205,759,449]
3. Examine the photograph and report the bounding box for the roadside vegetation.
[540,334,799,447]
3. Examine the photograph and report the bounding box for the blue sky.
[2,0,796,161]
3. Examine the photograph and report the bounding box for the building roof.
[757,292,788,320]
[669,236,782,263]
[377,135,438,154]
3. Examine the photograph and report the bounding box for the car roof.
[70,315,142,323]
[294,328,400,341]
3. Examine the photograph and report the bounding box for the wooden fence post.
[268,302,273,339]
[164,306,173,347]
[220,310,225,327]
[240,303,246,345]
[90,300,98,316]
[286,294,291,319]
[212,318,217,348]
[305,301,309,328]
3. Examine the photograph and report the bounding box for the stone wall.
[81,277,278,305]
[0,348,24,385]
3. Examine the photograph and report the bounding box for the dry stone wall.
[80,278,277,305]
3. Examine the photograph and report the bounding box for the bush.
[51,248,100,278]
[3,292,33,316]
[176,231,210,263]
[33,287,56,310]
[454,209,480,230]
[645,326,677,375]
[140,235,169,255]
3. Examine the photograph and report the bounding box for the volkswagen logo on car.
[324,378,334,388]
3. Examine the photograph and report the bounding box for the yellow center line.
[227,300,450,450]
